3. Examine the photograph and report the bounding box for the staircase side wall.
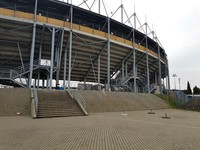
[0,88,31,116]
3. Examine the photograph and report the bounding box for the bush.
[155,93,182,109]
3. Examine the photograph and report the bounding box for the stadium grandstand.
[0,0,170,93]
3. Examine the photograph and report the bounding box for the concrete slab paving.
[1,109,200,150]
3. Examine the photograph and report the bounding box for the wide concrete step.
[39,96,71,99]
[39,99,75,102]
[38,100,75,103]
[38,102,76,106]
[38,107,82,111]
[38,110,82,114]
[37,113,83,118]
[37,110,84,118]
[39,98,72,101]
[38,104,78,108]
[37,113,83,116]
[38,103,78,107]
[37,111,83,115]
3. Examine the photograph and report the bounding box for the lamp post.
[172,74,177,90]
[178,78,181,90]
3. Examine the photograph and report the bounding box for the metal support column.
[158,44,162,93]
[38,26,45,89]
[42,79,44,89]
[167,59,170,91]
[17,43,25,72]
[34,79,37,87]
[98,0,101,14]
[49,28,55,90]
[122,60,124,79]
[63,35,70,90]
[165,54,170,91]
[39,26,45,64]
[68,6,73,90]
[125,62,128,77]
[155,72,158,85]
[133,12,137,93]
[28,0,38,89]
[63,46,67,90]
[107,17,111,91]
[121,2,123,23]
[47,74,50,89]
[56,29,64,88]
[98,55,101,85]
[63,36,71,90]
[39,45,42,65]
[37,72,40,88]
[133,48,136,92]
[145,22,150,93]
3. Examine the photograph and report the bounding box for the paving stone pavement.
[1,109,200,150]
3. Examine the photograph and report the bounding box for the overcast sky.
[61,0,200,90]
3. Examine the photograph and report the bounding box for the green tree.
[183,81,192,94]
[193,86,200,94]
[187,81,192,94]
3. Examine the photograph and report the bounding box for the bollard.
[148,109,155,114]
[161,113,171,119]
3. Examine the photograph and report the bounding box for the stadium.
[2,1,200,150]
[0,0,170,93]
[0,0,172,117]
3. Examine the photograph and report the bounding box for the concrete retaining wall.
[0,89,170,116]
[79,91,170,113]
[0,88,31,116]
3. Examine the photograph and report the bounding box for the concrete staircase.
[37,90,84,118]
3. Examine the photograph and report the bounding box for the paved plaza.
[1,109,200,150]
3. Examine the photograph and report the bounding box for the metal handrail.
[144,83,156,93]
[67,90,88,116]
[121,75,140,86]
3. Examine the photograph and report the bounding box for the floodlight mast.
[121,0,123,23]
[99,0,100,14]
[172,74,177,90]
